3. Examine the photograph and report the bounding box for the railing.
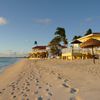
[62,48,96,54]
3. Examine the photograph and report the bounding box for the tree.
[50,45,59,55]
[84,28,92,36]
[50,36,61,45]
[55,27,68,46]
[34,41,38,46]
[49,36,61,56]
[72,35,82,40]
[34,41,37,46]
[49,27,68,57]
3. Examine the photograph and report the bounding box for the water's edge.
[0,57,21,74]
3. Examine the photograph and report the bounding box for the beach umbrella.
[80,38,100,64]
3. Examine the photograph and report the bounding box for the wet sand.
[0,59,100,100]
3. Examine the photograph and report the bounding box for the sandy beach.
[0,59,100,100]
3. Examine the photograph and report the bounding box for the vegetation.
[34,41,38,46]
[84,28,92,36]
[72,35,82,40]
[49,45,60,56]
[49,27,68,56]
[54,27,68,45]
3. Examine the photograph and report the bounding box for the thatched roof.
[78,33,100,41]
[80,38,100,48]
[32,46,47,50]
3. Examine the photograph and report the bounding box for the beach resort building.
[29,44,67,59]
[62,33,100,60]
[78,33,100,42]
[28,46,48,59]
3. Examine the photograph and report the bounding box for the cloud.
[33,18,52,25]
[0,17,7,25]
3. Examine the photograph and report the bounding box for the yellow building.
[78,33,100,42]
[78,33,100,56]
[62,33,100,60]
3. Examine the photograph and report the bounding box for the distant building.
[62,33,100,60]
[28,46,48,59]
[28,44,67,59]
[78,33,100,42]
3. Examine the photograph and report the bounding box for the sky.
[0,0,100,56]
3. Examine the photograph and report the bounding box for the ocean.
[0,57,19,73]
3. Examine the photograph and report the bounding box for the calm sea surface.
[0,57,19,72]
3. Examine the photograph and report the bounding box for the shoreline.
[0,59,100,100]
[0,59,26,87]
[0,58,22,74]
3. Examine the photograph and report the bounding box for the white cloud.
[0,17,7,25]
[33,18,52,25]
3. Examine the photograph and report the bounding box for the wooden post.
[92,46,95,64]
[71,46,74,60]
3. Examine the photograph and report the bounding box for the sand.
[0,58,100,100]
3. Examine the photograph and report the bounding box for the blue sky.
[0,0,100,54]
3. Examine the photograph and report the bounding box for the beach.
[0,59,100,100]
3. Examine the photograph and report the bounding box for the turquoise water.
[0,57,19,72]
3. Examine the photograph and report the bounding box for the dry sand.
[0,58,100,100]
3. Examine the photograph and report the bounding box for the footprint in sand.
[46,88,49,92]
[64,79,68,83]
[38,86,42,89]
[36,80,39,83]
[36,83,39,87]
[27,83,30,86]
[23,93,27,97]
[37,96,43,100]
[70,95,81,100]
[62,83,69,88]
[70,96,76,100]
[70,88,77,94]
[11,92,14,95]
[46,83,49,85]
[2,88,5,91]
[0,88,6,94]
[26,89,30,92]
[26,98,29,100]
[17,87,20,90]
[21,91,24,94]
[48,92,53,96]
[57,76,62,80]
[13,95,16,99]
[34,90,38,95]
[0,91,2,95]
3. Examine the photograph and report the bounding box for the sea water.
[0,57,19,73]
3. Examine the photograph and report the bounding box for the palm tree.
[49,36,60,56]
[72,35,82,40]
[84,28,92,36]
[54,27,68,46]
[48,27,68,57]
[34,41,37,46]
[50,36,61,45]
